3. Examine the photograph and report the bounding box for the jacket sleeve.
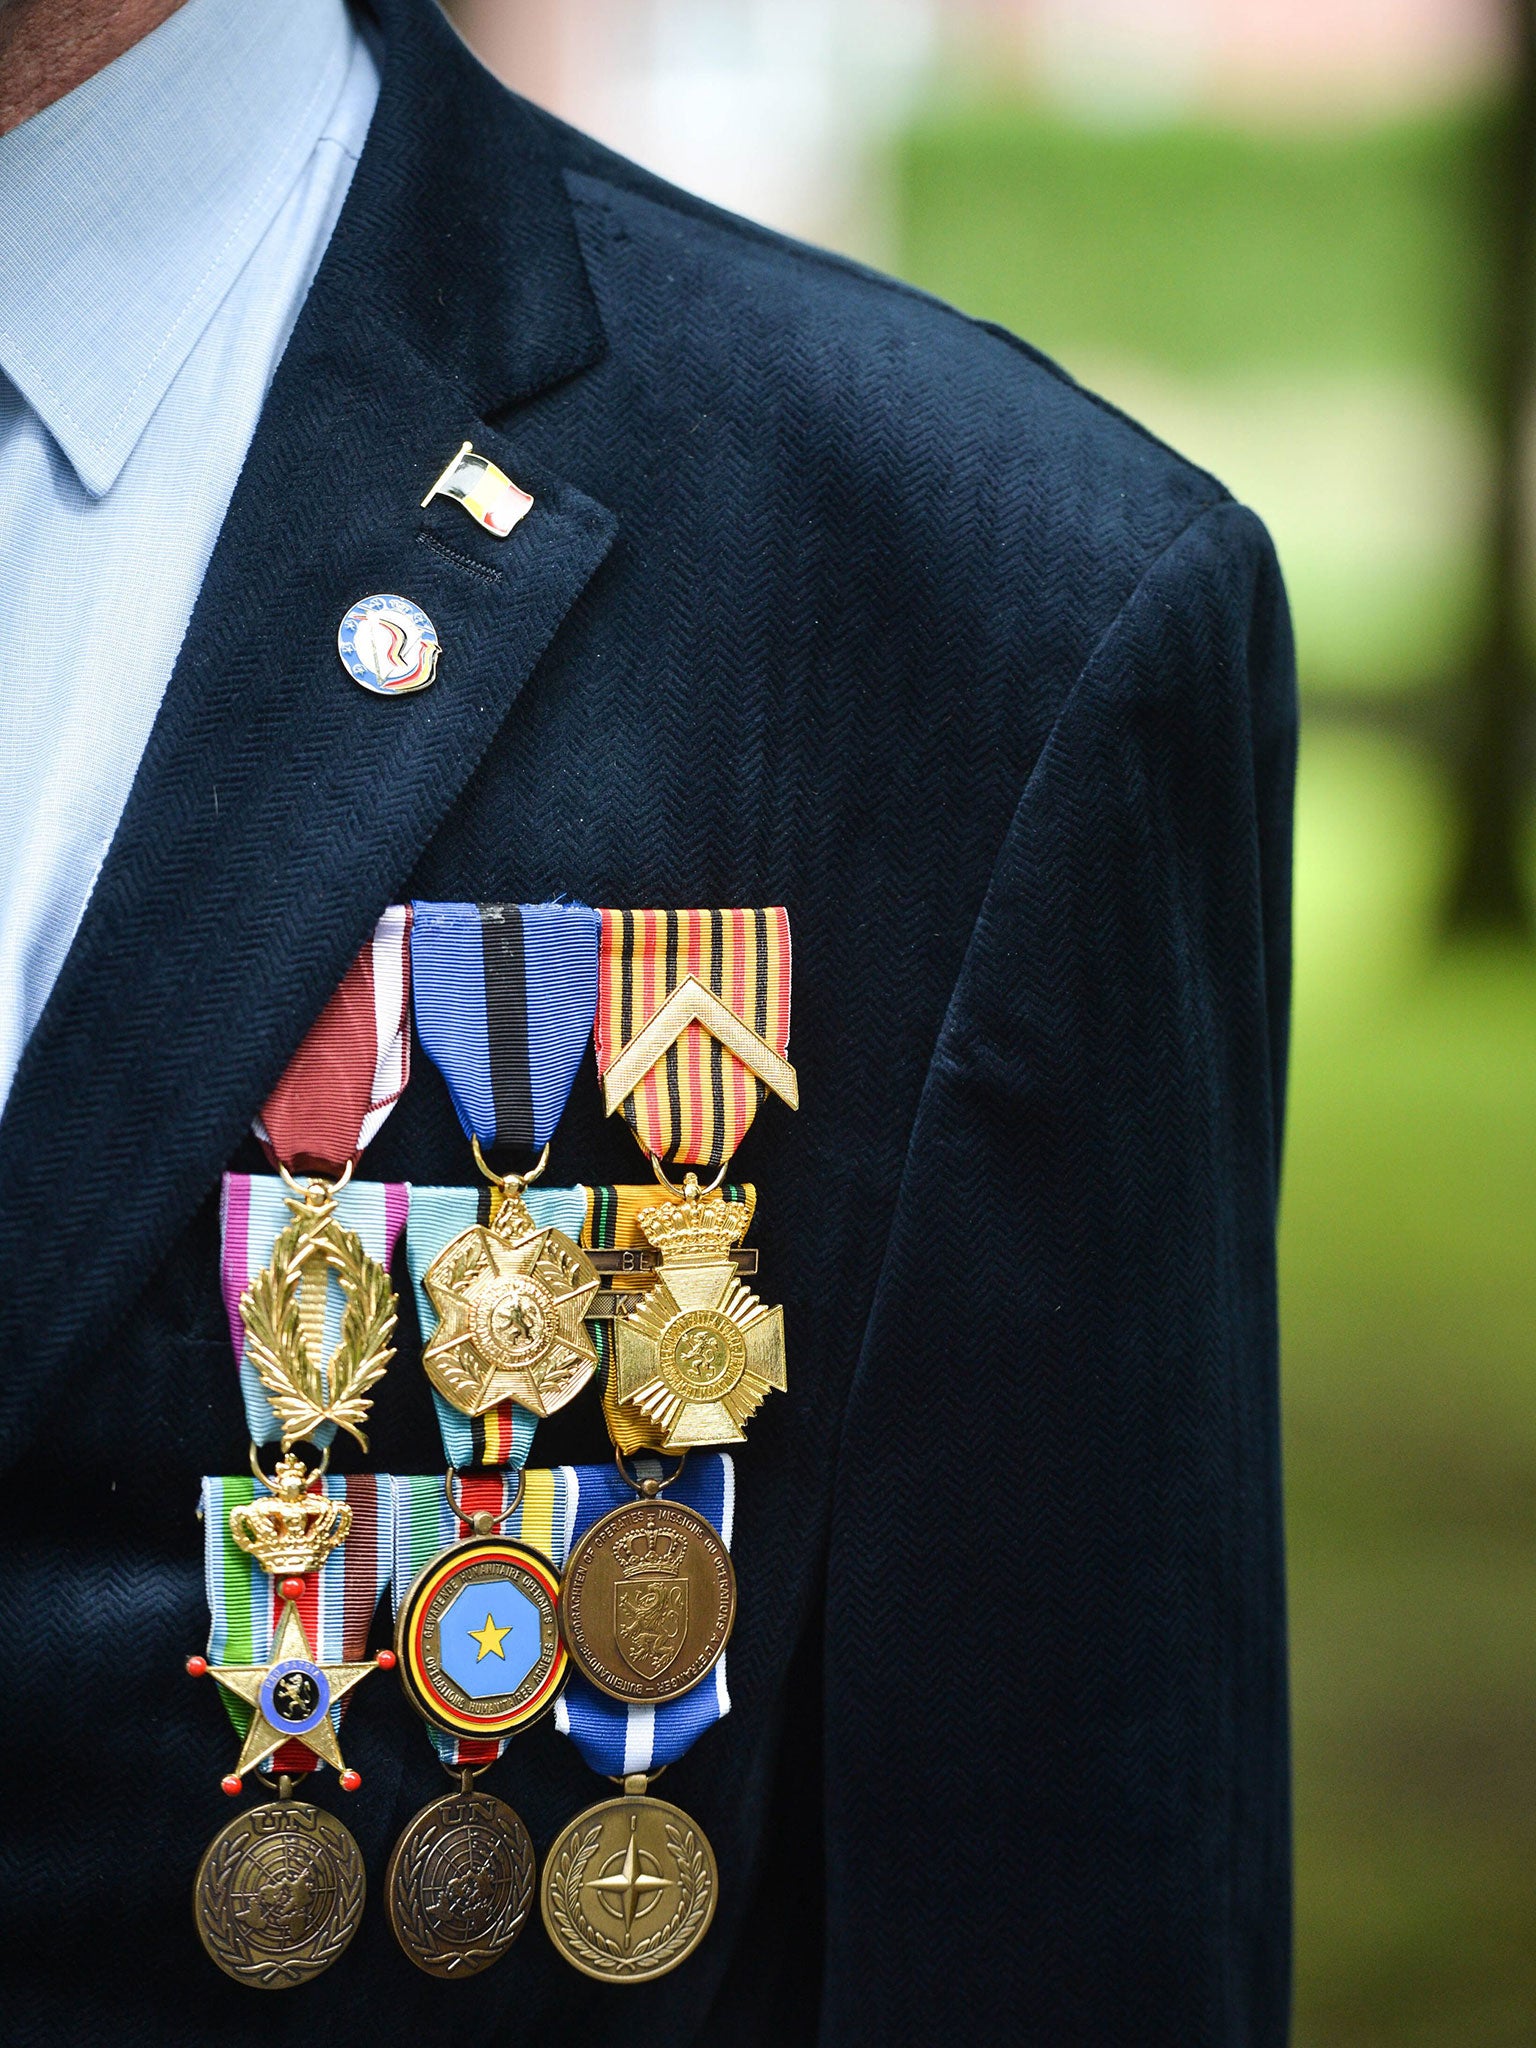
[819,499,1297,2047]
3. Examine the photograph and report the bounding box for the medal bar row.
[188,901,797,1989]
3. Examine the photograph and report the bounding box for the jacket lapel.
[0,0,615,1452]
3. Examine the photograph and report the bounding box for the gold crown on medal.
[638,1187,750,1263]
[229,1452,353,1576]
[611,1516,690,1579]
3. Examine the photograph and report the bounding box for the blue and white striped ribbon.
[552,1453,735,1778]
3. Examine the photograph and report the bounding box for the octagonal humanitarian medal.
[395,1533,567,1742]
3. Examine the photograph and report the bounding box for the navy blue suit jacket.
[0,2,1296,2041]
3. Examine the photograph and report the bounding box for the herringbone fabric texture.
[0,1,1296,2042]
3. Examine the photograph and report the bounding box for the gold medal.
[386,1776,535,1977]
[229,1446,352,1577]
[561,1488,735,1704]
[608,1173,785,1453]
[239,1166,397,1454]
[541,1778,718,1983]
[194,1781,365,1988]
[422,1145,599,1419]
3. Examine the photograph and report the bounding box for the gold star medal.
[192,1587,387,1784]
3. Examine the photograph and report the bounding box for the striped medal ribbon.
[405,902,603,1457]
[593,908,796,1171]
[192,917,416,1989]
[410,899,599,1156]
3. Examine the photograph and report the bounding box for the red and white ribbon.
[254,905,413,1176]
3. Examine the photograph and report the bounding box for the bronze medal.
[541,1785,718,1983]
[386,1781,535,1977]
[194,1793,365,1988]
[561,1498,735,1704]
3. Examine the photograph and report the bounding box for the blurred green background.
[892,81,1536,2048]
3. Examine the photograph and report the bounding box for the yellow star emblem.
[468,1611,511,1661]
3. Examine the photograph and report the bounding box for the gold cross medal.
[188,911,414,1987]
[541,909,797,1987]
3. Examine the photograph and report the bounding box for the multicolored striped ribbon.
[386,1458,734,1775]
[201,1473,394,1776]
[405,1182,589,1469]
[391,1467,570,1767]
[552,1455,735,1777]
[593,908,793,1170]
[254,905,413,1177]
[220,1174,409,1448]
[410,901,599,1154]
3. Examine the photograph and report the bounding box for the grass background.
[891,104,1536,2046]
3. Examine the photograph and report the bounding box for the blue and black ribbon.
[410,901,599,1154]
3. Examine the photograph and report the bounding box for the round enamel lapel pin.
[338,593,440,696]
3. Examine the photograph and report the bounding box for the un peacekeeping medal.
[195,1778,367,1989]
[541,1779,718,1984]
[561,1473,735,1703]
[386,1776,535,1978]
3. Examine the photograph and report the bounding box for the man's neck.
[0,0,187,136]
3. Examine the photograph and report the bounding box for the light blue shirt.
[0,0,379,1108]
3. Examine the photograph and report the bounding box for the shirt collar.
[0,0,356,497]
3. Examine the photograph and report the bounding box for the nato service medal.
[541,1784,718,1984]
[386,1780,536,1978]
[337,593,440,696]
[394,1534,567,1741]
[560,1496,735,1705]
[195,1789,366,1989]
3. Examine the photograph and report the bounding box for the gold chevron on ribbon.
[595,909,794,1169]
[600,977,798,1117]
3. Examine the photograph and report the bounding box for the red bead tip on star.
[339,1769,362,1794]
[374,1648,396,1670]
[279,1577,306,1603]
[221,1775,242,1798]
[185,1655,208,1678]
